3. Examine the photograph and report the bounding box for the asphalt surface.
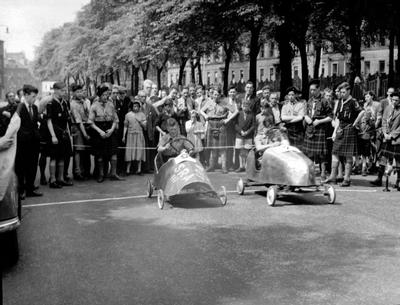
[2,171,400,305]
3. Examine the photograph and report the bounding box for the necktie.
[29,104,33,119]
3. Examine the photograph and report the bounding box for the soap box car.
[236,130,336,206]
[147,137,227,209]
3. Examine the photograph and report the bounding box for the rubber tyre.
[236,178,245,195]
[325,184,336,204]
[266,186,277,206]
[219,186,227,206]
[157,189,165,209]
[146,179,153,198]
[0,230,19,268]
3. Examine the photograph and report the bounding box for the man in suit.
[15,84,42,199]
[243,81,260,115]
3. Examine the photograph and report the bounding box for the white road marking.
[22,189,377,208]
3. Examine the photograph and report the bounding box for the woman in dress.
[123,99,147,175]
[185,110,205,160]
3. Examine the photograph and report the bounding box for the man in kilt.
[303,80,333,181]
[371,91,400,190]
[324,82,360,187]
[281,86,305,150]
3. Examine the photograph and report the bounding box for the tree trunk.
[249,24,262,87]
[157,66,163,90]
[178,57,188,86]
[298,41,309,100]
[348,23,362,89]
[190,57,196,84]
[131,64,139,95]
[109,68,114,84]
[116,69,121,85]
[276,24,293,101]
[313,42,322,79]
[141,61,150,80]
[197,57,203,86]
[388,30,395,87]
[223,41,233,96]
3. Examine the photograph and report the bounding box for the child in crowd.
[123,99,147,175]
[234,101,255,172]
[185,110,205,160]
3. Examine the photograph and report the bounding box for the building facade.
[166,39,398,90]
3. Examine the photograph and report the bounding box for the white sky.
[0,0,90,61]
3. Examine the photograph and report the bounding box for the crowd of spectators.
[1,77,400,200]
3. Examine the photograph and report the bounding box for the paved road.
[2,172,400,305]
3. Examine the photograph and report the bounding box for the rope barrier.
[72,144,240,150]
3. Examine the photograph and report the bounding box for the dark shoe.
[222,169,228,174]
[341,180,351,187]
[336,177,344,183]
[370,178,382,187]
[40,176,47,185]
[135,171,143,176]
[97,176,104,183]
[228,167,236,172]
[235,167,245,173]
[33,185,39,191]
[57,180,73,186]
[64,176,73,183]
[49,181,62,189]
[26,190,43,197]
[206,167,215,172]
[109,175,125,181]
[361,171,367,177]
[19,192,25,200]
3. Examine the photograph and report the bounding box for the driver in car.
[157,118,193,165]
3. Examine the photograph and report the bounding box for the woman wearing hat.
[88,86,123,182]
[281,86,306,150]
[200,88,230,173]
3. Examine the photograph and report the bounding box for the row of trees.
[33,0,400,99]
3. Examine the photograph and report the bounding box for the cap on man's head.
[286,86,301,95]
[309,79,320,87]
[70,83,83,92]
[337,82,350,91]
[53,82,66,90]
[118,86,127,93]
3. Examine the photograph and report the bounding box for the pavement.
[2,171,400,305]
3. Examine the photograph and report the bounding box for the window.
[306,44,310,53]
[380,36,386,46]
[269,42,275,57]
[231,70,236,81]
[332,63,338,76]
[364,61,370,75]
[321,65,325,77]
[182,71,187,85]
[240,70,244,80]
[207,55,211,64]
[260,68,264,81]
[379,60,385,73]
[294,66,299,77]
[214,71,218,83]
[259,44,265,58]
[269,67,274,80]
[207,72,210,85]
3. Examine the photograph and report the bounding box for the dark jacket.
[235,110,255,139]
[16,102,40,145]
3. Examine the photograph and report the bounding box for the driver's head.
[166,118,180,138]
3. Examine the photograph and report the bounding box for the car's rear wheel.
[266,186,278,206]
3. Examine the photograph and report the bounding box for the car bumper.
[0,217,20,234]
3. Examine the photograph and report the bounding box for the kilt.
[303,126,328,159]
[91,121,118,158]
[380,141,400,160]
[286,122,304,150]
[357,138,371,157]
[206,119,227,149]
[332,125,357,158]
